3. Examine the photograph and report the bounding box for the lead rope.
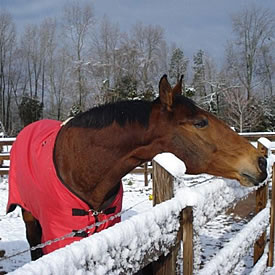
[0,198,149,262]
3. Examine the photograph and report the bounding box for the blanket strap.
[72,230,88,237]
[72,207,116,216]
[71,207,117,237]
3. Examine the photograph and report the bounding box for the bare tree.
[130,22,164,93]
[48,47,71,120]
[62,1,94,109]
[257,43,275,97]
[227,5,275,100]
[223,88,262,132]
[43,19,71,120]
[0,10,17,133]
[20,25,41,98]
[90,15,122,102]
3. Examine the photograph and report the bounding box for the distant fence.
[239,132,275,142]
[240,132,275,154]
[8,138,275,274]
[0,138,15,175]
[131,162,152,186]
[0,138,153,181]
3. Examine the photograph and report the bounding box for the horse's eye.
[194,119,208,128]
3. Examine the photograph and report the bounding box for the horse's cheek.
[170,134,203,172]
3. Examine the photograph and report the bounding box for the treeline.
[0,3,275,135]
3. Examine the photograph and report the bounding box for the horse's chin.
[239,172,267,187]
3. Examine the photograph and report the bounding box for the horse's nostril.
[258,157,267,173]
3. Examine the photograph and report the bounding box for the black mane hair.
[67,100,153,129]
[66,95,198,129]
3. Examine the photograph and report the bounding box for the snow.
[0,137,16,142]
[258,137,272,150]
[0,149,274,274]
[240,132,275,136]
[153,153,186,177]
[198,207,270,275]
[250,244,269,275]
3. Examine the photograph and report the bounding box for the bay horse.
[7,75,267,260]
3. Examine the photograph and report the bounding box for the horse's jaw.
[238,171,267,187]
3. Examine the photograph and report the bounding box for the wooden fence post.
[152,160,174,206]
[144,162,148,187]
[254,140,269,264]
[0,144,3,171]
[182,206,193,275]
[268,164,275,267]
[149,159,193,275]
[150,160,178,275]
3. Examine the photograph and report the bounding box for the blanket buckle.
[89,209,102,216]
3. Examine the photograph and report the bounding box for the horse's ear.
[159,74,173,112]
[172,75,183,96]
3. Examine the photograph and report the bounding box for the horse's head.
[155,75,267,187]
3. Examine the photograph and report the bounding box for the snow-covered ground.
[0,151,275,274]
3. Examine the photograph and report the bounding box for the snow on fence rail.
[8,138,275,275]
[198,207,270,275]
[8,190,190,274]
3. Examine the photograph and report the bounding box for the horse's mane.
[66,96,198,129]
[67,100,153,129]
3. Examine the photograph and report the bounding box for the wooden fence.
[131,162,152,186]
[1,133,275,274]
[0,138,15,175]
[8,138,275,275]
[0,138,153,180]
[239,132,275,142]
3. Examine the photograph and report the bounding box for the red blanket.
[7,119,123,254]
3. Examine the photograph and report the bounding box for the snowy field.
[0,167,275,274]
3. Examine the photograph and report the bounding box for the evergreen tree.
[258,96,275,131]
[192,50,206,97]
[168,48,188,86]
[69,104,82,117]
[18,96,43,127]
[113,75,138,101]
[142,84,155,101]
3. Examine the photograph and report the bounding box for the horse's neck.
[55,119,164,210]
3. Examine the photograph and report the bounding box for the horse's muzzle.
[239,156,268,187]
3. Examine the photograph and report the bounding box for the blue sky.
[1,0,275,63]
